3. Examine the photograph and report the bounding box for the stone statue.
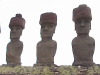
[6,14,25,67]
[35,12,57,66]
[72,4,95,67]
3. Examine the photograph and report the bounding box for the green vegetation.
[0,66,54,75]
[57,65,79,75]
[0,65,100,75]
[87,65,100,74]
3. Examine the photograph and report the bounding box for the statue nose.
[81,22,85,26]
[44,26,48,30]
[12,29,16,32]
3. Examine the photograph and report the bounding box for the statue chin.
[76,30,90,34]
[10,34,21,39]
[41,34,53,38]
[10,36,20,39]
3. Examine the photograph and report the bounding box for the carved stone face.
[10,26,23,39]
[40,22,56,38]
[75,18,91,34]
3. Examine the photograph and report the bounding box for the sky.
[0,0,100,66]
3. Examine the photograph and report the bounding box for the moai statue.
[35,12,57,66]
[72,4,95,67]
[6,14,25,67]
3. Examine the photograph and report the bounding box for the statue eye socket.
[48,24,53,28]
[41,25,45,29]
[75,20,81,25]
[75,19,90,25]
[84,20,90,23]
[41,24,54,29]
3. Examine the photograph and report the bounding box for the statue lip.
[42,32,51,34]
[77,28,89,30]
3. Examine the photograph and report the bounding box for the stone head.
[10,25,23,39]
[39,12,57,38]
[72,4,92,34]
[9,14,25,39]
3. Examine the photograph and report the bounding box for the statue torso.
[72,36,95,66]
[6,41,23,64]
[36,40,57,63]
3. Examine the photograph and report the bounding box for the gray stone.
[6,14,25,67]
[35,12,57,66]
[72,4,95,67]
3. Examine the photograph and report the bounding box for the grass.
[0,65,100,75]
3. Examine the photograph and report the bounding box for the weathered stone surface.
[35,12,57,66]
[72,4,95,67]
[6,14,25,67]
[36,40,57,66]
[6,40,23,66]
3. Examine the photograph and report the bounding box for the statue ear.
[90,23,91,30]
[53,26,56,33]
